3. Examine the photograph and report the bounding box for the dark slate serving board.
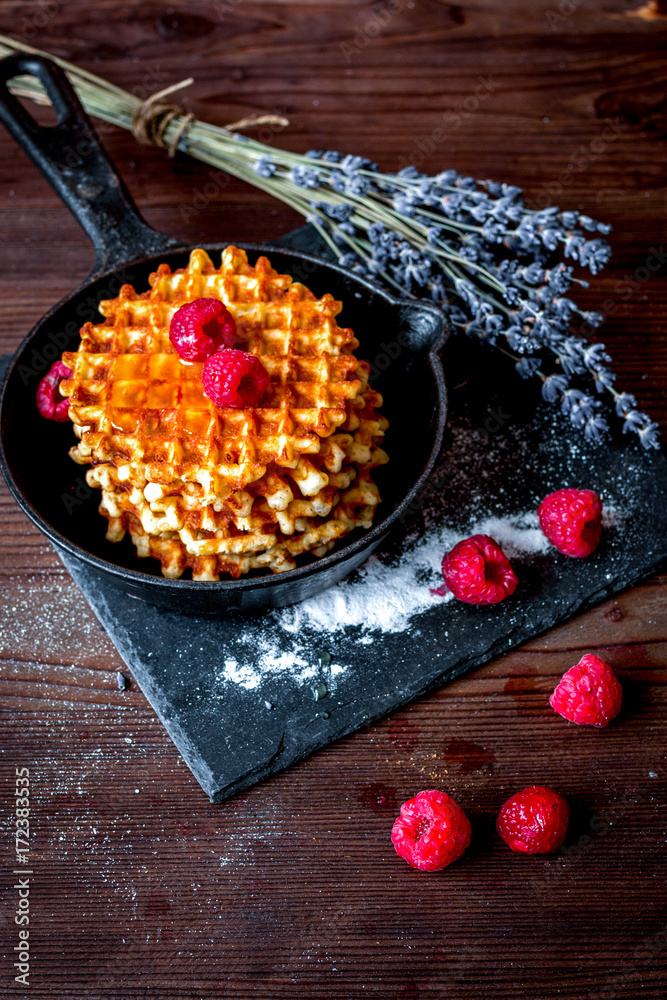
[3,226,666,801]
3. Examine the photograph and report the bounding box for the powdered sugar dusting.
[218,659,263,690]
[602,505,621,529]
[215,638,316,691]
[205,505,584,696]
[0,570,115,663]
[279,509,549,639]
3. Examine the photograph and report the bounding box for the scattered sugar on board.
[213,508,559,693]
[280,510,549,639]
[215,634,318,692]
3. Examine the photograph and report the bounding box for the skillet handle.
[0,53,182,277]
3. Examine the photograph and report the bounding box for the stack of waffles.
[60,247,389,580]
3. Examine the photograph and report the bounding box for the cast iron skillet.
[0,54,448,613]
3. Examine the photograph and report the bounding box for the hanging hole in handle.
[10,75,60,128]
[0,54,81,133]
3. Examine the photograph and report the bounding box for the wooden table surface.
[1,2,666,997]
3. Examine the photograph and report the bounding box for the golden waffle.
[58,246,389,579]
[113,467,383,580]
[95,442,373,534]
[61,247,366,497]
[93,419,388,578]
[97,448,385,553]
[86,391,388,526]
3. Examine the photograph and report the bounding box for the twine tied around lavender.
[130,77,289,158]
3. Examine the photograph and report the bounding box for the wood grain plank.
[0,2,665,997]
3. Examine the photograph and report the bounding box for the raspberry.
[496,785,570,854]
[202,349,270,408]
[391,789,471,871]
[550,653,622,727]
[169,298,237,361]
[537,487,602,557]
[439,534,518,605]
[36,360,72,422]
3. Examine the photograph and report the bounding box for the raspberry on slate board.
[440,534,518,605]
[538,487,602,558]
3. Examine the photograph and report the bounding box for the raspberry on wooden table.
[550,653,622,728]
[169,297,238,361]
[202,349,270,408]
[496,785,570,854]
[537,487,602,557]
[391,789,471,871]
[439,534,518,604]
[36,360,72,422]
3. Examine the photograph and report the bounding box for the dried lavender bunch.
[251,151,658,450]
[0,33,658,448]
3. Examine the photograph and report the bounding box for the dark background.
[0,1,666,997]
